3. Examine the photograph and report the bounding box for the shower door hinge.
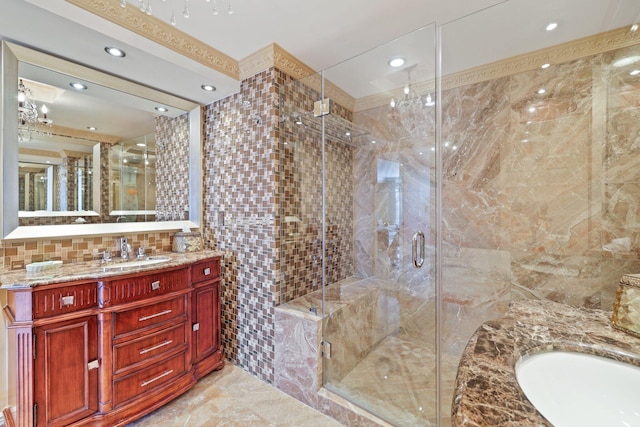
[314,98,332,117]
[321,340,332,359]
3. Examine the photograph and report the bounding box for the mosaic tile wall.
[57,157,70,211]
[0,232,174,271]
[203,68,280,383]
[278,78,355,304]
[155,113,190,221]
[201,66,355,383]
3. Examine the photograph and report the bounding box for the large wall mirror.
[1,41,203,240]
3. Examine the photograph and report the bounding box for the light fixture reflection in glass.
[546,22,558,31]
[425,93,435,106]
[613,56,640,67]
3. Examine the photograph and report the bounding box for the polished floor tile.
[128,364,343,427]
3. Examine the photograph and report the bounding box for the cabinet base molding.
[194,350,225,380]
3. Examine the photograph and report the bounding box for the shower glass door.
[320,24,439,426]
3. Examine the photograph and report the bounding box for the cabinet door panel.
[192,284,220,362]
[35,316,98,427]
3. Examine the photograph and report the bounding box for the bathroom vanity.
[1,251,223,427]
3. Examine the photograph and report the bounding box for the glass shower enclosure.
[279,1,640,425]
[319,26,438,426]
[277,25,438,425]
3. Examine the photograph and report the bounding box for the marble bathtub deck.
[127,363,342,427]
[452,299,640,426]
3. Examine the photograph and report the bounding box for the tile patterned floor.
[127,364,342,427]
[325,335,457,427]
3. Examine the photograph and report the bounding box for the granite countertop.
[452,299,640,426]
[0,249,224,289]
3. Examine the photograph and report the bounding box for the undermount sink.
[102,256,171,270]
[516,351,640,427]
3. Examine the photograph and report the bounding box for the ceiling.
[4,0,635,105]
[1,0,640,148]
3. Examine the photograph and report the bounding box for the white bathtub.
[516,351,640,427]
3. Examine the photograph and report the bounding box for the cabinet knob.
[203,268,211,276]
[151,280,161,291]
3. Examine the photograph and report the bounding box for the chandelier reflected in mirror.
[120,0,236,27]
[18,79,53,142]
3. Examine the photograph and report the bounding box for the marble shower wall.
[441,43,640,357]
[352,99,437,300]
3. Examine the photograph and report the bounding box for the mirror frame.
[1,41,203,241]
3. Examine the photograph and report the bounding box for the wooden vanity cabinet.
[190,257,224,378]
[34,316,99,427]
[3,255,223,427]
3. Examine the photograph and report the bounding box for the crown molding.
[66,0,240,80]
[442,25,640,90]
[354,25,640,111]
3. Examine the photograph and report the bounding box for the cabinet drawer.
[113,351,188,407]
[113,322,188,374]
[33,282,98,319]
[101,268,189,307]
[113,296,187,337]
[192,258,220,284]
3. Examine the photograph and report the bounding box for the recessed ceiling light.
[546,22,558,32]
[70,82,87,90]
[104,46,126,57]
[388,57,406,68]
[613,56,640,67]
[201,84,216,92]
[87,126,97,131]
[155,106,168,113]
[541,63,551,69]
[631,69,640,76]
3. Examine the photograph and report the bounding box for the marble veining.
[0,250,223,289]
[452,299,640,426]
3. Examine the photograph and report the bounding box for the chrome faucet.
[120,237,132,260]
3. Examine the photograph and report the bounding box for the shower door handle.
[412,231,425,268]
